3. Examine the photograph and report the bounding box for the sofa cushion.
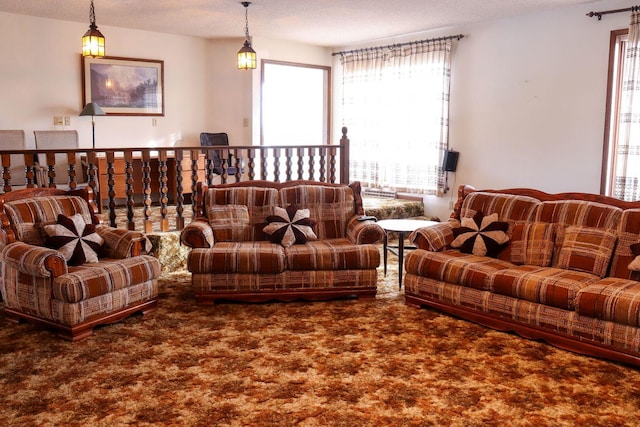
[576,278,640,327]
[451,212,509,257]
[284,238,379,270]
[278,184,356,240]
[533,200,622,229]
[263,205,317,248]
[207,204,250,242]
[509,222,556,267]
[489,266,600,310]
[53,256,160,303]
[188,242,286,274]
[627,242,640,271]
[553,226,617,278]
[44,214,104,265]
[404,249,513,290]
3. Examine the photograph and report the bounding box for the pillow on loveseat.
[510,222,556,267]
[263,205,317,248]
[207,204,250,242]
[451,212,509,257]
[44,213,104,265]
[554,225,617,278]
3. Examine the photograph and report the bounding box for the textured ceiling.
[0,0,601,47]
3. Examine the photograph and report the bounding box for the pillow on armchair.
[44,213,104,265]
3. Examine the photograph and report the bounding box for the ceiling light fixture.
[82,0,105,58]
[237,2,257,70]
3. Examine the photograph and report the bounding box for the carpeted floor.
[2,251,640,426]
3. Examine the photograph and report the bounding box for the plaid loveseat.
[404,185,640,367]
[0,187,160,341]
[180,180,384,303]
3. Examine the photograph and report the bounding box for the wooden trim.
[194,288,376,305]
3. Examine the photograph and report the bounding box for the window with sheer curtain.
[339,40,453,196]
[603,12,640,201]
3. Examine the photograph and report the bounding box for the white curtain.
[340,39,452,195]
[614,11,640,200]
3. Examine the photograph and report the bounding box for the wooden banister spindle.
[141,150,152,233]
[247,148,255,180]
[124,151,135,231]
[260,149,268,180]
[307,147,315,181]
[1,154,11,193]
[329,146,337,183]
[86,151,99,199]
[66,152,77,189]
[273,148,281,182]
[158,149,169,232]
[175,149,185,230]
[319,147,326,182]
[24,153,37,188]
[285,148,293,181]
[45,152,56,187]
[106,151,117,227]
[297,147,304,180]
[190,149,199,211]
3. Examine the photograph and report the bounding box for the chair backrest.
[0,130,27,188]
[200,132,229,168]
[34,130,83,186]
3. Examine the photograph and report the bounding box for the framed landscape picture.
[82,56,164,116]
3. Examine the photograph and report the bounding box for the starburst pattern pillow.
[263,205,317,248]
[451,212,509,257]
[44,213,104,265]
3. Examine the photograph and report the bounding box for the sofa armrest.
[180,218,214,248]
[346,217,385,244]
[409,220,459,251]
[0,242,68,278]
[95,225,150,258]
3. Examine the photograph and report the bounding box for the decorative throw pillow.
[510,222,556,267]
[207,204,250,242]
[263,205,317,248]
[44,213,104,265]
[627,242,640,271]
[451,212,509,257]
[553,225,617,278]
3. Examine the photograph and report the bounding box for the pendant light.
[237,2,257,70]
[82,0,105,58]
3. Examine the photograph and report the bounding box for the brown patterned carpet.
[2,250,640,426]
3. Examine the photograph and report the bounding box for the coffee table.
[377,219,438,289]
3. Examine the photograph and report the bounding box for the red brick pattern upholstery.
[188,242,286,274]
[207,204,250,242]
[285,238,380,270]
[576,278,640,327]
[459,192,540,223]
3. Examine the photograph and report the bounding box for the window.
[261,60,330,146]
[602,29,628,198]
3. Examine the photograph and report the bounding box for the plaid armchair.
[0,187,160,341]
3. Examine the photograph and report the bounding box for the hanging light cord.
[242,2,251,41]
[89,0,97,28]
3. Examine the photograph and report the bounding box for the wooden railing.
[0,127,351,233]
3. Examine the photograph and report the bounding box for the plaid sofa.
[405,185,640,367]
[0,187,160,341]
[180,180,384,303]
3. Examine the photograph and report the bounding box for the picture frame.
[82,55,164,116]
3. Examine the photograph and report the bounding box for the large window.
[338,40,453,196]
[261,60,330,146]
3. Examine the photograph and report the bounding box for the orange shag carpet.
[1,253,640,426]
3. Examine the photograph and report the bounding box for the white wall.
[0,12,210,150]
[333,0,633,220]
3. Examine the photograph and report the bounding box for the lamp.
[80,102,106,149]
[82,0,105,58]
[237,2,257,70]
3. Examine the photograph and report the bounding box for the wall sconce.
[82,0,105,58]
[237,2,257,70]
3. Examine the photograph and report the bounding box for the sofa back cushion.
[4,195,94,246]
[206,187,279,241]
[279,184,356,240]
[207,204,251,242]
[509,222,556,267]
[533,200,622,229]
[460,192,540,224]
